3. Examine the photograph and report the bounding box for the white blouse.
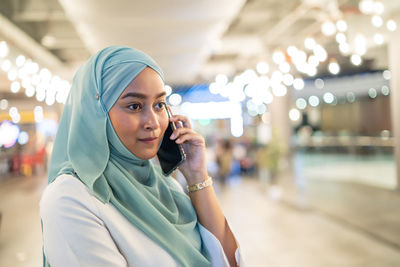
[40,174,244,267]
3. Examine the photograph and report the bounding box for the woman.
[40,46,243,267]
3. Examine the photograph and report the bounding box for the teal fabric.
[46,46,210,266]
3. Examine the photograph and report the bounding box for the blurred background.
[0,0,400,266]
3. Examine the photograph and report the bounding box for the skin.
[109,67,238,266]
[108,67,168,160]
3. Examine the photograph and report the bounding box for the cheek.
[109,108,137,139]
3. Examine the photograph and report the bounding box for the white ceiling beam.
[0,12,66,71]
[13,10,67,21]
[261,3,312,44]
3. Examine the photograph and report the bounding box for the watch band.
[187,177,213,193]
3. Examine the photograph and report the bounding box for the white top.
[40,174,244,267]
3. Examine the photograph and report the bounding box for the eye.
[155,101,166,111]
[127,103,141,111]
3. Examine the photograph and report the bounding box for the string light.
[272,50,285,64]
[359,0,374,15]
[351,54,362,66]
[371,15,383,28]
[373,33,384,45]
[296,98,307,110]
[256,62,270,75]
[293,78,305,90]
[328,60,340,75]
[387,20,397,32]
[336,20,348,32]
[321,21,336,36]
[304,37,316,50]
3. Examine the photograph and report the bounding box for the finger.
[170,115,192,129]
[175,132,204,145]
[170,127,193,140]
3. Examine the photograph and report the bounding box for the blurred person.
[216,139,233,186]
[40,47,243,267]
[256,132,286,186]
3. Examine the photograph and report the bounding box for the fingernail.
[170,133,175,139]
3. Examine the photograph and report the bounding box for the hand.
[169,114,208,184]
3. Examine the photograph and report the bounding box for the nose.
[142,107,160,131]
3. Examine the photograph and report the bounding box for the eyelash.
[127,101,166,112]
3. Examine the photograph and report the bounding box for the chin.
[131,149,158,160]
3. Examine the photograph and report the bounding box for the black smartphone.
[157,106,186,176]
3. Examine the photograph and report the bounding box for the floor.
[1,153,400,267]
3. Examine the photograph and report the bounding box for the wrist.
[186,171,209,185]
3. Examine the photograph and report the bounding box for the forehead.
[120,67,165,98]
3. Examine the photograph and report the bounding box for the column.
[388,17,400,190]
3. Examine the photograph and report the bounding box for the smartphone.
[157,106,186,176]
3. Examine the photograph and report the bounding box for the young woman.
[40,46,243,267]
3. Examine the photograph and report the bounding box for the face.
[108,67,168,160]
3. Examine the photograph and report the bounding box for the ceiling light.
[293,78,305,90]
[304,37,316,50]
[296,98,307,110]
[336,20,348,32]
[0,41,9,58]
[350,54,362,66]
[335,33,347,44]
[289,108,301,121]
[1,59,11,72]
[9,107,18,117]
[25,85,35,97]
[279,62,291,73]
[308,96,320,107]
[169,93,182,106]
[41,35,56,47]
[10,81,21,93]
[164,85,172,96]
[381,85,390,96]
[374,1,384,15]
[373,33,384,45]
[7,69,18,81]
[283,73,294,86]
[359,0,374,14]
[287,46,298,57]
[371,15,383,28]
[368,88,377,99]
[339,43,350,55]
[216,74,228,85]
[323,92,335,104]
[315,78,324,89]
[308,55,319,67]
[272,84,287,97]
[256,62,270,75]
[387,20,397,32]
[307,67,317,77]
[383,70,391,80]
[0,99,8,110]
[321,21,336,36]
[313,45,328,62]
[292,50,307,65]
[346,92,356,103]
[328,60,340,75]
[15,55,26,67]
[354,34,367,55]
[272,51,285,64]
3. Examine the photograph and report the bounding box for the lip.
[138,137,158,144]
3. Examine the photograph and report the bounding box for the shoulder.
[40,174,100,220]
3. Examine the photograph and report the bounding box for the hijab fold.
[47,46,210,266]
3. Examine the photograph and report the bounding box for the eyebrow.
[120,91,166,100]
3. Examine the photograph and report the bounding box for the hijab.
[47,46,210,266]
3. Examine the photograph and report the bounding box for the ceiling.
[0,0,399,95]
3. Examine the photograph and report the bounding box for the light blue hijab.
[46,46,210,266]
